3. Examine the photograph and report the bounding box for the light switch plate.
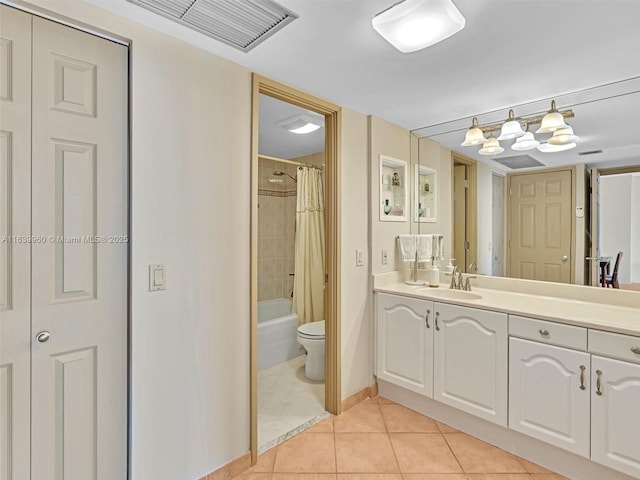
[356,249,364,266]
[381,250,388,265]
[576,206,584,218]
[149,264,166,291]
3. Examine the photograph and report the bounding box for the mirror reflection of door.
[453,163,467,271]
[492,174,505,276]
[508,169,573,283]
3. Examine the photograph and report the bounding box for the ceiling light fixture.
[460,101,576,155]
[372,0,466,53]
[277,114,324,135]
[479,136,504,156]
[461,117,487,146]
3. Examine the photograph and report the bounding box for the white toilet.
[296,320,325,381]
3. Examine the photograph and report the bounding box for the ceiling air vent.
[128,0,298,52]
[492,155,545,170]
[578,150,604,156]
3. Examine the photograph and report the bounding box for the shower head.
[273,170,297,182]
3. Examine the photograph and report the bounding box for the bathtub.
[258,298,302,371]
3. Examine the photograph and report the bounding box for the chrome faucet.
[448,265,460,289]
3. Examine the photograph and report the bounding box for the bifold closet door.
[30,16,128,480]
[0,6,32,480]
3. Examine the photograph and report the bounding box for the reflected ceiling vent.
[578,150,604,156]
[127,0,298,52]
[492,155,545,169]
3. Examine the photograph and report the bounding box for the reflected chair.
[605,251,623,289]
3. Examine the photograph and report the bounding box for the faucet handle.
[463,275,477,291]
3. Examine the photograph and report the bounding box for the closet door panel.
[0,6,32,480]
[30,16,128,480]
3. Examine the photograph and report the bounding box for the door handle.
[425,309,430,329]
[435,312,440,331]
[579,365,586,390]
[35,331,51,343]
[561,255,569,262]
[595,369,603,396]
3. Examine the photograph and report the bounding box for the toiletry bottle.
[428,260,440,287]
[383,199,391,215]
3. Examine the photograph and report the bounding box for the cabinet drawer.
[509,315,587,350]
[589,330,640,364]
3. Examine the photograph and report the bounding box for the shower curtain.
[293,166,325,325]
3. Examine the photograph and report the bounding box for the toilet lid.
[298,320,325,338]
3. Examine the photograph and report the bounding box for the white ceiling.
[88,0,640,168]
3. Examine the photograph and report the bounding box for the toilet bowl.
[296,320,325,381]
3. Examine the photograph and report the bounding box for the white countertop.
[374,281,640,337]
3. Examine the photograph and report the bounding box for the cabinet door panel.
[591,355,640,478]
[376,294,433,396]
[434,303,507,426]
[509,338,590,457]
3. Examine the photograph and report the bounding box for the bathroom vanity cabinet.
[374,290,640,480]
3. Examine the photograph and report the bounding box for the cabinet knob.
[539,329,550,337]
[35,331,51,343]
[631,347,640,355]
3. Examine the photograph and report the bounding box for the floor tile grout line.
[440,430,467,475]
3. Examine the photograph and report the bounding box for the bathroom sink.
[421,289,483,301]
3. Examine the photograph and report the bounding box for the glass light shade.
[511,132,540,151]
[498,110,525,140]
[372,0,466,53]
[278,114,324,135]
[461,117,486,146]
[536,101,568,133]
[548,125,579,145]
[537,142,576,153]
[479,136,504,156]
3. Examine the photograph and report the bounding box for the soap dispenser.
[428,258,440,287]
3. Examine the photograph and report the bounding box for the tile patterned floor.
[259,355,326,451]
[240,396,569,480]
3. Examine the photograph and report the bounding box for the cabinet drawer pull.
[579,365,586,390]
[435,312,440,331]
[596,369,603,396]
[539,329,550,336]
[632,347,640,355]
[425,309,431,328]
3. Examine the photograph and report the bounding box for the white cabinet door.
[509,338,590,457]
[376,293,434,396]
[591,355,640,478]
[434,303,508,426]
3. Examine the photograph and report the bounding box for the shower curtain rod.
[258,154,324,170]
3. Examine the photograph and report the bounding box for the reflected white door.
[0,6,32,480]
[30,17,128,480]
[589,168,601,286]
[492,174,505,276]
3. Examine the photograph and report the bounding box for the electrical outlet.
[381,250,388,265]
[356,249,364,266]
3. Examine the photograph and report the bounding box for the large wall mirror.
[411,76,640,292]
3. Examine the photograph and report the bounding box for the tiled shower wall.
[258,152,324,302]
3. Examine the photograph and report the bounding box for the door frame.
[250,74,341,461]
[451,153,477,272]
[506,166,576,283]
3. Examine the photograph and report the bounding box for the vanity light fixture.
[372,0,466,53]
[479,136,504,156]
[461,101,577,154]
[461,117,487,146]
[277,114,324,135]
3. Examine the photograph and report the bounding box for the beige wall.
[19,2,380,479]
[341,108,374,398]
[370,116,412,274]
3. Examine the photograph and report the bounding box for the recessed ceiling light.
[372,0,466,53]
[277,114,324,135]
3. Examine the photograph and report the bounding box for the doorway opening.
[588,166,640,290]
[452,154,477,272]
[250,75,341,460]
